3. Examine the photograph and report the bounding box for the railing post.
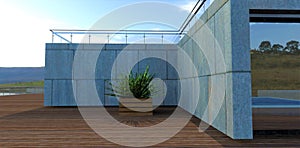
[89,34,91,44]
[107,34,110,43]
[52,33,54,43]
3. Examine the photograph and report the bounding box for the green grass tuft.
[251,54,300,96]
[0,81,44,87]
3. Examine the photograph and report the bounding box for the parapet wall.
[178,0,252,139]
[45,43,180,106]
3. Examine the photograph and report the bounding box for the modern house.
[44,0,300,140]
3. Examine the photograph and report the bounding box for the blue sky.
[0,0,202,67]
[250,23,300,49]
[5,0,193,29]
[0,0,298,67]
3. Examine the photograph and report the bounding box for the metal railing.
[50,0,211,44]
[179,0,207,33]
[51,29,184,44]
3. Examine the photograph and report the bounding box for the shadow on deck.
[0,94,299,147]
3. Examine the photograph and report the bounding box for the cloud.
[0,1,74,67]
[180,0,216,13]
[179,1,197,12]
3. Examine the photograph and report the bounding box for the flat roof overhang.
[250,9,300,23]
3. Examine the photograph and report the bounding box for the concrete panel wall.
[44,0,299,141]
[45,43,180,107]
[177,0,252,139]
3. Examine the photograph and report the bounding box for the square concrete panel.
[96,79,105,105]
[45,49,74,79]
[163,80,179,106]
[225,74,233,137]
[178,78,195,114]
[46,43,69,50]
[206,17,216,75]
[105,44,127,50]
[73,50,100,80]
[167,50,179,80]
[223,2,233,73]
[104,80,119,106]
[52,80,76,106]
[232,72,252,139]
[177,46,197,79]
[165,44,179,50]
[44,80,52,106]
[193,18,216,75]
[194,76,209,123]
[123,44,146,50]
[138,50,167,79]
[230,0,251,72]
[184,39,193,61]
[76,80,104,106]
[83,44,106,50]
[166,44,180,50]
[191,77,201,114]
[178,79,187,111]
[148,44,178,50]
[96,50,117,80]
[179,39,196,77]
[226,72,253,139]
[146,44,173,50]
[192,39,210,77]
[214,4,229,74]
[208,74,226,133]
[192,38,208,77]
[115,50,139,79]
[212,101,227,134]
[152,79,167,107]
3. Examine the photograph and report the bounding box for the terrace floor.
[0,94,299,147]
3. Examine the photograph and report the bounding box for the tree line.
[251,40,300,55]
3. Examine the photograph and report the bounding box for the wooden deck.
[0,94,299,147]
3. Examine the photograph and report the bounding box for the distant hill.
[0,67,44,84]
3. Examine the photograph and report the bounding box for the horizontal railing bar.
[50,29,180,33]
[53,32,184,35]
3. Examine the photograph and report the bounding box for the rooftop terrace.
[0,94,299,147]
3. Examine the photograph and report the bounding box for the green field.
[0,81,44,87]
[251,54,300,96]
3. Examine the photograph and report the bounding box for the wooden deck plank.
[253,108,300,130]
[0,94,299,147]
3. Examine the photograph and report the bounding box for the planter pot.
[119,97,153,116]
